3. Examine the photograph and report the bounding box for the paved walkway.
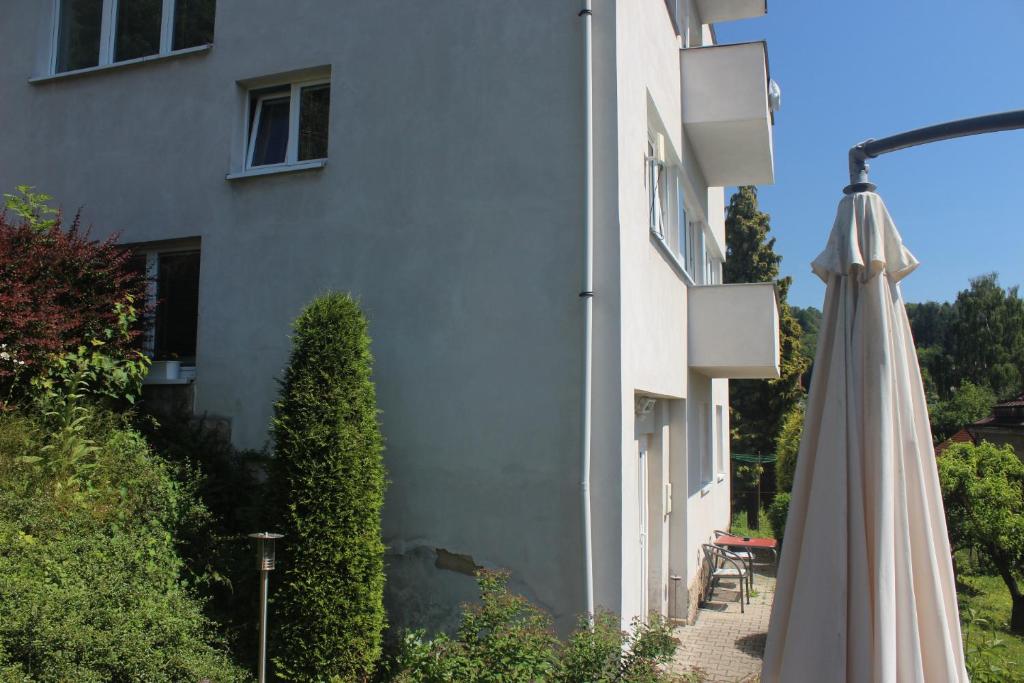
[668,563,776,682]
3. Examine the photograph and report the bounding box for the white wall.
[612,0,729,626]
[2,0,596,635]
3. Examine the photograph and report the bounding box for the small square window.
[249,93,291,167]
[246,80,330,170]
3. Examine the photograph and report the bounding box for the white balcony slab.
[696,0,767,24]
[688,282,779,378]
[681,41,774,186]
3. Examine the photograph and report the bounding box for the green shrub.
[774,402,803,494]
[768,492,791,544]
[272,293,387,682]
[141,411,279,663]
[391,571,679,683]
[0,408,248,682]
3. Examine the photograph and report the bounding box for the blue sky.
[715,0,1024,309]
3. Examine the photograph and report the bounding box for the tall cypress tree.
[272,293,386,681]
[723,187,808,458]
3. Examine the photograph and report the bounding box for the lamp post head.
[248,532,284,571]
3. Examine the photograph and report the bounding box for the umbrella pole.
[845,108,1024,194]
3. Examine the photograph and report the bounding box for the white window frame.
[49,0,207,75]
[245,78,330,172]
[646,133,667,239]
[700,402,714,490]
[676,176,688,265]
[132,243,201,366]
[715,405,726,480]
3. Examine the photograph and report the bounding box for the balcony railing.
[688,283,780,379]
[680,41,774,186]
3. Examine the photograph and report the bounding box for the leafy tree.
[774,401,804,494]
[929,381,996,444]
[937,441,1024,633]
[949,274,1024,400]
[790,306,821,371]
[272,293,386,682]
[906,300,955,350]
[723,187,809,458]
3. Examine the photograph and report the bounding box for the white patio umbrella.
[760,191,968,682]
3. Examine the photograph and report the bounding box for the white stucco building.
[0,0,778,633]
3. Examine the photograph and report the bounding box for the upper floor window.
[646,133,667,238]
[246,79,331,170]
[54,0,215,74]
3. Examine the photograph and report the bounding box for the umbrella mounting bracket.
[844,109,1024,194]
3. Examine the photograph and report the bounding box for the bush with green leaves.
[272,293,387,682]
[141,411,279,664]
[774,402,803,495]
[961,607,1016,683]
[0,407,247,682]
[767,491,791,544]
[392,571,680,683]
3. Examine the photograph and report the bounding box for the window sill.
[650,229,696,286]
[29,44,211,84]
[225,159,327,181]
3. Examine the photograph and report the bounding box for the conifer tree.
[272,293,386,682]
[723,187,808,458]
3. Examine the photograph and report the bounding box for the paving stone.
[668,563,775,682]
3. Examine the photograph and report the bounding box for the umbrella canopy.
[761,192,967,682]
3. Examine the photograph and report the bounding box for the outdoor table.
[714,534,778,565]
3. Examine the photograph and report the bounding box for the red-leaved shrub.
[0,205,145,385]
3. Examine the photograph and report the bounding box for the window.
[246,80,331,169]
[701,403,713,488]
[129,245,201,364]
[685,220,699,276]
[53,0,215,74]
[699,229,722,285]
[647,133,666,238]
[676,177,688,263]
[715,405,725,476]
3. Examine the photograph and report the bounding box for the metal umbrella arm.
[844,108,1024,194]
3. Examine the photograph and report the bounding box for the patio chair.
[712,530,755,591]
[702,543,749,613]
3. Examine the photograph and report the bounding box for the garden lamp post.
[249,532,283,683]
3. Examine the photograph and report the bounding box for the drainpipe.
[579,0,595,622]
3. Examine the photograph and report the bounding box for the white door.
[638,435,650,619]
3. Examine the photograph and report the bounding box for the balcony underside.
[688,283,780,379]
[681,41,774,187]
[696,0,767,24]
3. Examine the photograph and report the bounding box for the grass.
[957,570,1024,681]
[729,509,774,540]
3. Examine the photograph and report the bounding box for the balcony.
[680,41,774,186]
[696,0,767,24]
[688,283,779,379]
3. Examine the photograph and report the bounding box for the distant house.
[0,0,779,634]
[968,394,1024,459]
[935,428,976,455]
